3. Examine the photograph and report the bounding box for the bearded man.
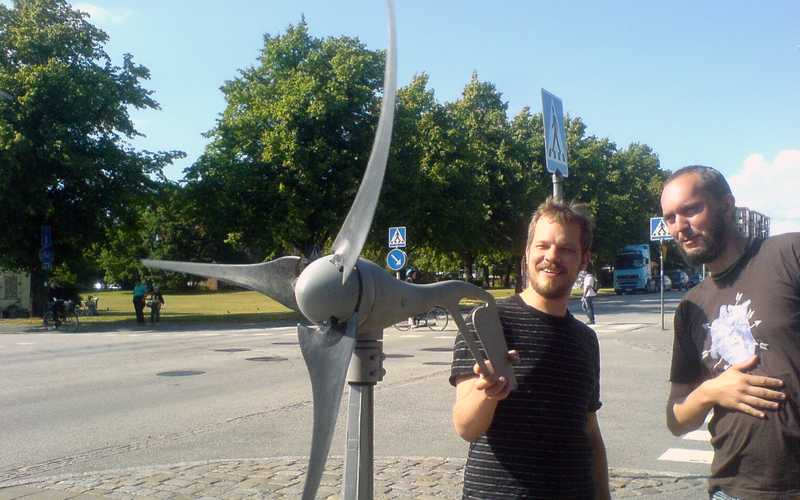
[661,165,800,500]
[450,197,610,500]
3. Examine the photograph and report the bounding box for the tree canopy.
[2,9,671,290]
[0,0,182,278]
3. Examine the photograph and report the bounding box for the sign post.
[541,89,568,202]
[39,225,54,272]
[387,226,407,278]
[650,217,673,330]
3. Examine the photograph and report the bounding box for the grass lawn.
[1,285,608,329]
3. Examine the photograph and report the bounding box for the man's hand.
[472,350,520,401]
[453,350,520,441]
[701,355,785,418]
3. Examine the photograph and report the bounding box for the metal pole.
[343,384,373,499]
[660,243,665,330]
[552,173,563,202]
[342,330,383,500]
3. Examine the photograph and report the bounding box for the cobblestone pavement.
[0,456,708,499]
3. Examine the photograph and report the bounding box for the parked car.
[654,274,672,291]
[666,270,689,291]
[688,272,703,288]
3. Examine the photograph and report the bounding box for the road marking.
[15,342,35,345]
[658,448,713,464]
[590,323,647,335]
[682,430,711,441]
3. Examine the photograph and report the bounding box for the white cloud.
[729,150,800,235]
[74,3,132,25]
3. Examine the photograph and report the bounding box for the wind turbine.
[143,2,515,498]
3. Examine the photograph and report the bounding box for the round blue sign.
[386,248,407,271]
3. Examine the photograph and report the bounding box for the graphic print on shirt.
[702,292,768,372]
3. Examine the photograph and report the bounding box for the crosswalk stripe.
[658,448,713,464]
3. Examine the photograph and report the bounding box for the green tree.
[0,0,182,285]
[434,73,513,280]
[184,20,384,260]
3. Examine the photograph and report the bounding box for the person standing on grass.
[450,197,609,499]
[148,286,165,323]
[132,281,147,324]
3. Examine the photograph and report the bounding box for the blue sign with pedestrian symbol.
[650,217,673,241]
[542,89,568,177]
[388,226,406,248]
[386,248,407,271]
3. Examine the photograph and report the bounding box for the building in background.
[736,207,770,239]
[0,270,31,317]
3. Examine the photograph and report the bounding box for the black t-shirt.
[450,295,601,499]
[670,233,800,499]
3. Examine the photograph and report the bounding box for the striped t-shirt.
[450,294,601,499]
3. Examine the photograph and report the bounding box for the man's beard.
[677,209,727,266]
[528,263,575,299]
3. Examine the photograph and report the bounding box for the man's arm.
[666,355,785,436]
[452,352,517,442]
[587,412,610,500]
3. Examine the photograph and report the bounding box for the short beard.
[678,209,728,266]
[527,263,573,299]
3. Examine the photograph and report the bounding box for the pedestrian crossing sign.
[541,89,568,177]
[650,217,673,241]
[388,226,407,248]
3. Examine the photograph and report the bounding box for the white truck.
[612,244,656,294]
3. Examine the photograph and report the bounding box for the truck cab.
[613,244,655,294]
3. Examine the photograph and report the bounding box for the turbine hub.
[295,255,360,325]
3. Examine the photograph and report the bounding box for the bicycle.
[394,306,449,332]
[43,298,79,332]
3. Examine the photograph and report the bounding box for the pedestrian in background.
[582,269,598,325]
[148,286,165,323]
[132,281,147,324]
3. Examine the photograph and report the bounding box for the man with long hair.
[662,165,799,499]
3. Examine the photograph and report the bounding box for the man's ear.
[722,193,736,218]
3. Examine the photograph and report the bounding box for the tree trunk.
[515,255,526,293]
[462,254,474,283]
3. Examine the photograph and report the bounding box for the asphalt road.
[0,290,711,486]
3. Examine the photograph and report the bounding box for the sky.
[6,1,800,234]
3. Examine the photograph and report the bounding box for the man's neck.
[519,287,569,317]
[707,232,749,274]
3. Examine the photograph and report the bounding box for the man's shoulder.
[496,294,523,312]
[759,233,800,254]
[570,315,599,340]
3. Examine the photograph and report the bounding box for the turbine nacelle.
[295,255,360,325]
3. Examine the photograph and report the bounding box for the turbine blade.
[141,257,302,312]
[332,0,397,283]
[298,316,358,500]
